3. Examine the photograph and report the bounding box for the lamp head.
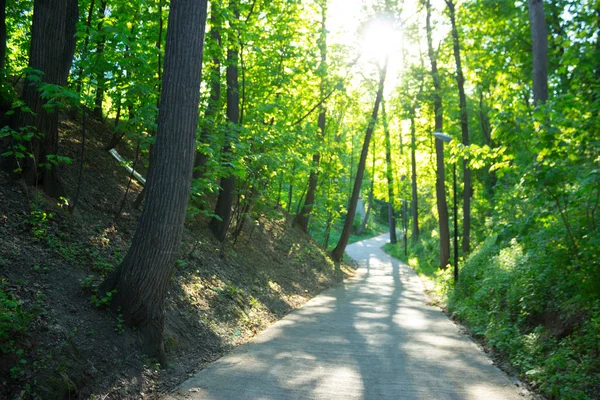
[433,132,452,143]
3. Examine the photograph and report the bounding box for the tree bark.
[75,0,95,95]
[425,0,450,269]
[446,0,471,255]
[410,115,419,241]
[1,0,7,72]
[528,0,549,105]
[382,99,397,244]
[193,2,223,177]
[16,0,78,198]
[331,59,387,263]
[294,2,327,232]
[356,142,376,236]
[93,1,107,119]
[97,0,208,365]
[210,0,240,242]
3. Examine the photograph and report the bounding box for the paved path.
[169,234,526,400]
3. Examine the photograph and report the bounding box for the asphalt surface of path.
[169,234,527,400]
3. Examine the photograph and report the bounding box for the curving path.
[168,233,527,400]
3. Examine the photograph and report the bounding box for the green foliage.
[448,222,600,399]
[29,196,53,240]
[0,280,33,355]
[114,309,125,335]
[0,125,41,173]
[90,289,116,309]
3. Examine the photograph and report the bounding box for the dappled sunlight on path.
[168,234,526,400]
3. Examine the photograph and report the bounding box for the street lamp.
[433,132,458,284]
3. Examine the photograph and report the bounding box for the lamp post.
[433,132,458,284]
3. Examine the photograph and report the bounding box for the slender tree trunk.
[356,145,375,236]
[410,115,419,241]
[382,99,397,244]
[275,171,283,207]
[0,0,5,72]
[97,0,208,365]
[425,0,449,269]
[331,59,387,263]
[210,0,240,242]
[286,163,296,214]
[193,2,222,177]
[16,0,78,198]
[294,3,327,232]
[93,1,107,119]
[478,88,498,190]
[75,0,95,95]
[104,16,137,151]
[323,210,333,249]
[528,0,549,105]
[446,0,471,255]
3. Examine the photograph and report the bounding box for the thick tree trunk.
[425,0,450,269]
[382,99,397,244]
[193,3,222,177]
[410,116,419,241]
[528,0,549,105]
[1,0,7,72]
[294,3,327,232]
[16,0,78,198]
[210,0,240,242]
[93,1,107,119]
[331,60,387,263]
[98,0,208,365]
[446,0,471,255]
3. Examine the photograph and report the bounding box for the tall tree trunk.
[210,0,240,242]
[294,2,327,232]
[75,0,95,95]
[16,0,78,198]
[528,0,549,105]
[287,178,294,213]
[97,0,208,365]
[193,2,222,177]
[425,0,450,269]
[446,0,471,255]
[93,1,107,119]
[331,59,387,263]
[410,115,419,241]
[0,0,5,72]
[478,88,497,190]
[104,21,136,151]
[356,141,376,236]
[382,99,397,244]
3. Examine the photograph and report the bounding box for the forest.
[0,0,599,398]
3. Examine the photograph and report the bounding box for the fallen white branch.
[108,148,146,185]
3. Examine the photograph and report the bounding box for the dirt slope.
[0,111,355,399]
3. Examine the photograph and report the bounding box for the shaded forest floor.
[0,112,356,399]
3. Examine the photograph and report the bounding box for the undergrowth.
[384,221,600,399]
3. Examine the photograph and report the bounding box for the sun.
[360,17,399,66]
